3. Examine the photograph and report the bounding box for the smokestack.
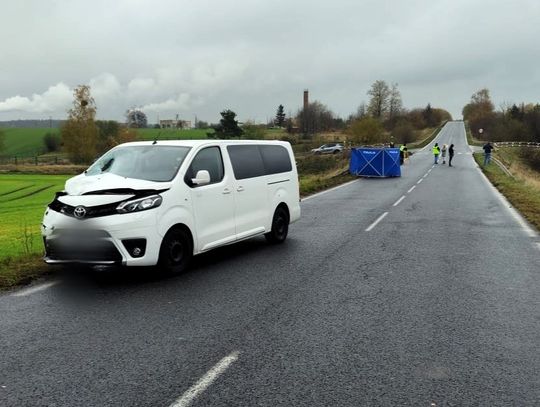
[303,89,309,110]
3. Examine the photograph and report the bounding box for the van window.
[85,146,191,182]
[259,145,292,175]
[185,146,224,187]
[227,145,266,180]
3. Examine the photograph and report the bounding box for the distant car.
[311,143,344,155]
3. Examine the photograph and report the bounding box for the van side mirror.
[191,170,211,185]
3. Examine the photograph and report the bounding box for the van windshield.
[85,145,191,182]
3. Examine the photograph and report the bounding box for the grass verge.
[409,122,446,149]
[0,254,53,289]
[465,121,484,146]
[474,152,540,231]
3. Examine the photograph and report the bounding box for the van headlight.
[116,195,162,214]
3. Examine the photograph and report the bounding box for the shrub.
[43,132,61,152]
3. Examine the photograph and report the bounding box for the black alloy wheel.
[158,228,192,274]
[265,207,289,244]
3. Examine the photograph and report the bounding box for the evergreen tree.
[275,104,286,127]
[211,109,243,138]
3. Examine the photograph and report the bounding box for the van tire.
[265,206,289,244]
[158,228,192,274]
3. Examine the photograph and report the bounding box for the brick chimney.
[303,89,309,110]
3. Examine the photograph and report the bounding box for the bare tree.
[388,83,403,121]
[61,85,98,164]
[367,80,390,119]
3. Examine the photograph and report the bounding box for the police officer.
[432,143,440,164]
[399,143,407,165]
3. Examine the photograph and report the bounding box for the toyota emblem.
[73,206,87,219]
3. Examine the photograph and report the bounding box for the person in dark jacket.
[483,142,494,166]
[448,144,455,167]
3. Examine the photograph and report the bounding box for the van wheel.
[158,228,192,274]
[265,207,289,244]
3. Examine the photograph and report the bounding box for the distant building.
[159,119,192,129]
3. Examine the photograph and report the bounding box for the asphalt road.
[1,121,539,406]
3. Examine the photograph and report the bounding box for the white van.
[41,140,301,273]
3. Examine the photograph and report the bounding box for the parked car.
[41,140,301,274]
[311,143,344,155]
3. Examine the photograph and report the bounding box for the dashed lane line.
[407,186,416,193]
[168,352,240,407]
[365,212,388,232]
[417,178,423,185]
[11,281,60,297]
[393,196,406,207]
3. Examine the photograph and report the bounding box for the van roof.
[119,139,291,148]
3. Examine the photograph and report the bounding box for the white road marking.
[417,178,423,184]
[11,281,60,297]
[302,179,358,201]
[476,148,538,238]
[393,196,406,207]
[423,173,429,178]
[407,185,416,193]
[169,352,239,407]
[365,212,388,232]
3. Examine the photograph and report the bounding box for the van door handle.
[222,188,231,194]
[237,186,244,192]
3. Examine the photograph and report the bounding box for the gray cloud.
[0,0,539,123]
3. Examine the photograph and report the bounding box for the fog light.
[122,239,147,258]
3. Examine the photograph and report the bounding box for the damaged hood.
[65,172,171,196]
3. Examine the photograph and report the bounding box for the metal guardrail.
[494,141,540,148]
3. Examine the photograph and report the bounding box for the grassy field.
[135,128,210,141]
[0,173,70,287]
[0,128,59,156]
[0,174,69,258]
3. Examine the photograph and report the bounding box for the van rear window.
[227,145,292,180]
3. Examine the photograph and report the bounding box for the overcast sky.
[1,0,539,123]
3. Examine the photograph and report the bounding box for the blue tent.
[349,148,401,177]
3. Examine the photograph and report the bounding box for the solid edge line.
[393,196,406,207]
[476,165,537,238]
[302,179,358,201]
[169,352,240,407]
[365,212,388,232]
[407,185,416,193]
[11,281,60,297]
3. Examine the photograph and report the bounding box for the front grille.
[48,198,121,219]
[44,238,122,263]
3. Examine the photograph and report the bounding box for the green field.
[0,127,211,159]
[136,128,210,140]
[0,128,59,157]
[0,174,70,259]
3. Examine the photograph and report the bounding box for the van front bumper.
[41,208,163,266]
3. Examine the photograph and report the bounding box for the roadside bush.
[391,121,415,144]
[518,147,540,172]
[43,132,61,152]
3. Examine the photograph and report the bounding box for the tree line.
[463,88,540,143]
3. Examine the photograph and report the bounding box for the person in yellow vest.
[399,143,407,165]
[432,143,441,164]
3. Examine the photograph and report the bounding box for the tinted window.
[227,145,266,180]
[185,146,224,187]
[260,145,292,175]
